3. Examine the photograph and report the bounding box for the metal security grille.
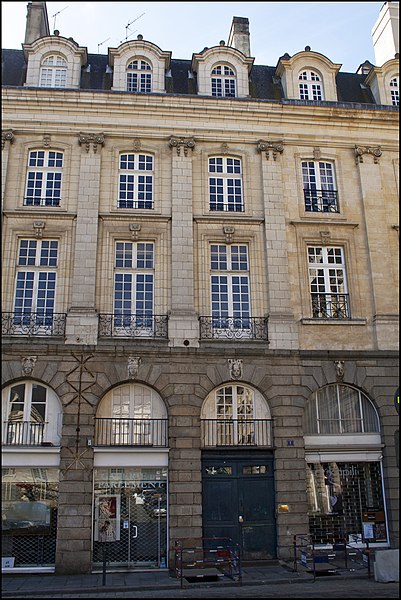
[93,472,168,569]
[2,508,57,566]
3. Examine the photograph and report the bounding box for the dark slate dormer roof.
[0,47,393,107]
[336,72,376,104]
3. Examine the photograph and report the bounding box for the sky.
[1,2,386,72]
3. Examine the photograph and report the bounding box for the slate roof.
[0,47,383,106]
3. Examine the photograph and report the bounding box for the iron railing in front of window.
[24,197,61,207]
[199,316,268,340]
[311,293,350,319]
[2,312,66,336]
[304,189,339,213]
[94,418,168,447]
[3,421,46,446]
[98,314,168,338]
[201,419,273,447]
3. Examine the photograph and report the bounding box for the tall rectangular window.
[210,244,250,328]
[209,157,243,212]
[118,154,153,209]
[114,242,154,331]
[14,239,58,325]
[302,161,339,212]
[308,246,350,318]
[24,150,63,207]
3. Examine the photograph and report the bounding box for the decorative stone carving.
[220,143,229,154]
[21,356,37,375]
[334,360,345,381]
[33,221,45,238]
[313,147,321,160]
[78,133,105,153]
[2,129,15,149]
[43,134,51,148]
[320,230,331,244]
[223,226,235,244]
[129,223,141,241]
[354,145,382,164]
[128,356,141,379]
[168,136,195,156]
[256,140,284,160]
[228,358,243,380]
[133,138,141,151]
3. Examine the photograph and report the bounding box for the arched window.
[304,384,380,434]
[390,76,399,106]
[39,55,67,88]
[211,64,236,97]
[2,381,62,445]
[201,384,272,447]
[298,70,324,100]
[96,383,167,446]
[126,59,152,92]
[25,149,63,207]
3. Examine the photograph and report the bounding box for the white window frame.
[13,239,59,330]
[298,70,324,100]
[307,246,349,318]
[210,243,251,330]
[301,160,339,212]
[126,59,152,93]
[113,241,155,336]
[390,76,399,106]
[211,64,236,97]
[208,156,243,212]
[39,55,67,88]
[24,150,63,207]
[118,153,154,209]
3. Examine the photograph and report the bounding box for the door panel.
[202,454,276,560]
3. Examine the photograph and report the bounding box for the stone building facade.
[1,1,399,575]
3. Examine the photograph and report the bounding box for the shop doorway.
[92,468,168,570]
[202,452,276,560]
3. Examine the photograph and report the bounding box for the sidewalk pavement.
[1,561,384,598]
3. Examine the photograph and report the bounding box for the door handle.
[132,525,138,538]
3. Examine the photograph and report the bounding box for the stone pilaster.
[168,136,199,347]
[257,141,299,349]
[2,130,15,212]
[354,145,398,350]
[65,134,105,345]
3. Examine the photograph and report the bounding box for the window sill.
[301,318,367,325]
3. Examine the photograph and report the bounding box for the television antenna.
[120,12,145,44]
[97,37,111,53]
[51,5,69,32]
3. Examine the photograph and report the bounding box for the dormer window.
[127,59,152,92]
[298,70,324,100]
[211,65,236,97]
[39,55,67,88]
[390,77,399,106]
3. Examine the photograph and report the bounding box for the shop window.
[306,461,387,545]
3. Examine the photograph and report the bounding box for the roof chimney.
[371,1,399,66]
[227,16,251,56]
[24,1,50,44]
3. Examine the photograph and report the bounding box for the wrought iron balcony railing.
[94,418,168,447]
[24,196,61,207]
[98,314,168,338]
[3,421,46,446]
[201,419,273,448]
[2,312,66,336]
[304,189,339,213]
[311,293,350,319]
[199,316,268,340]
